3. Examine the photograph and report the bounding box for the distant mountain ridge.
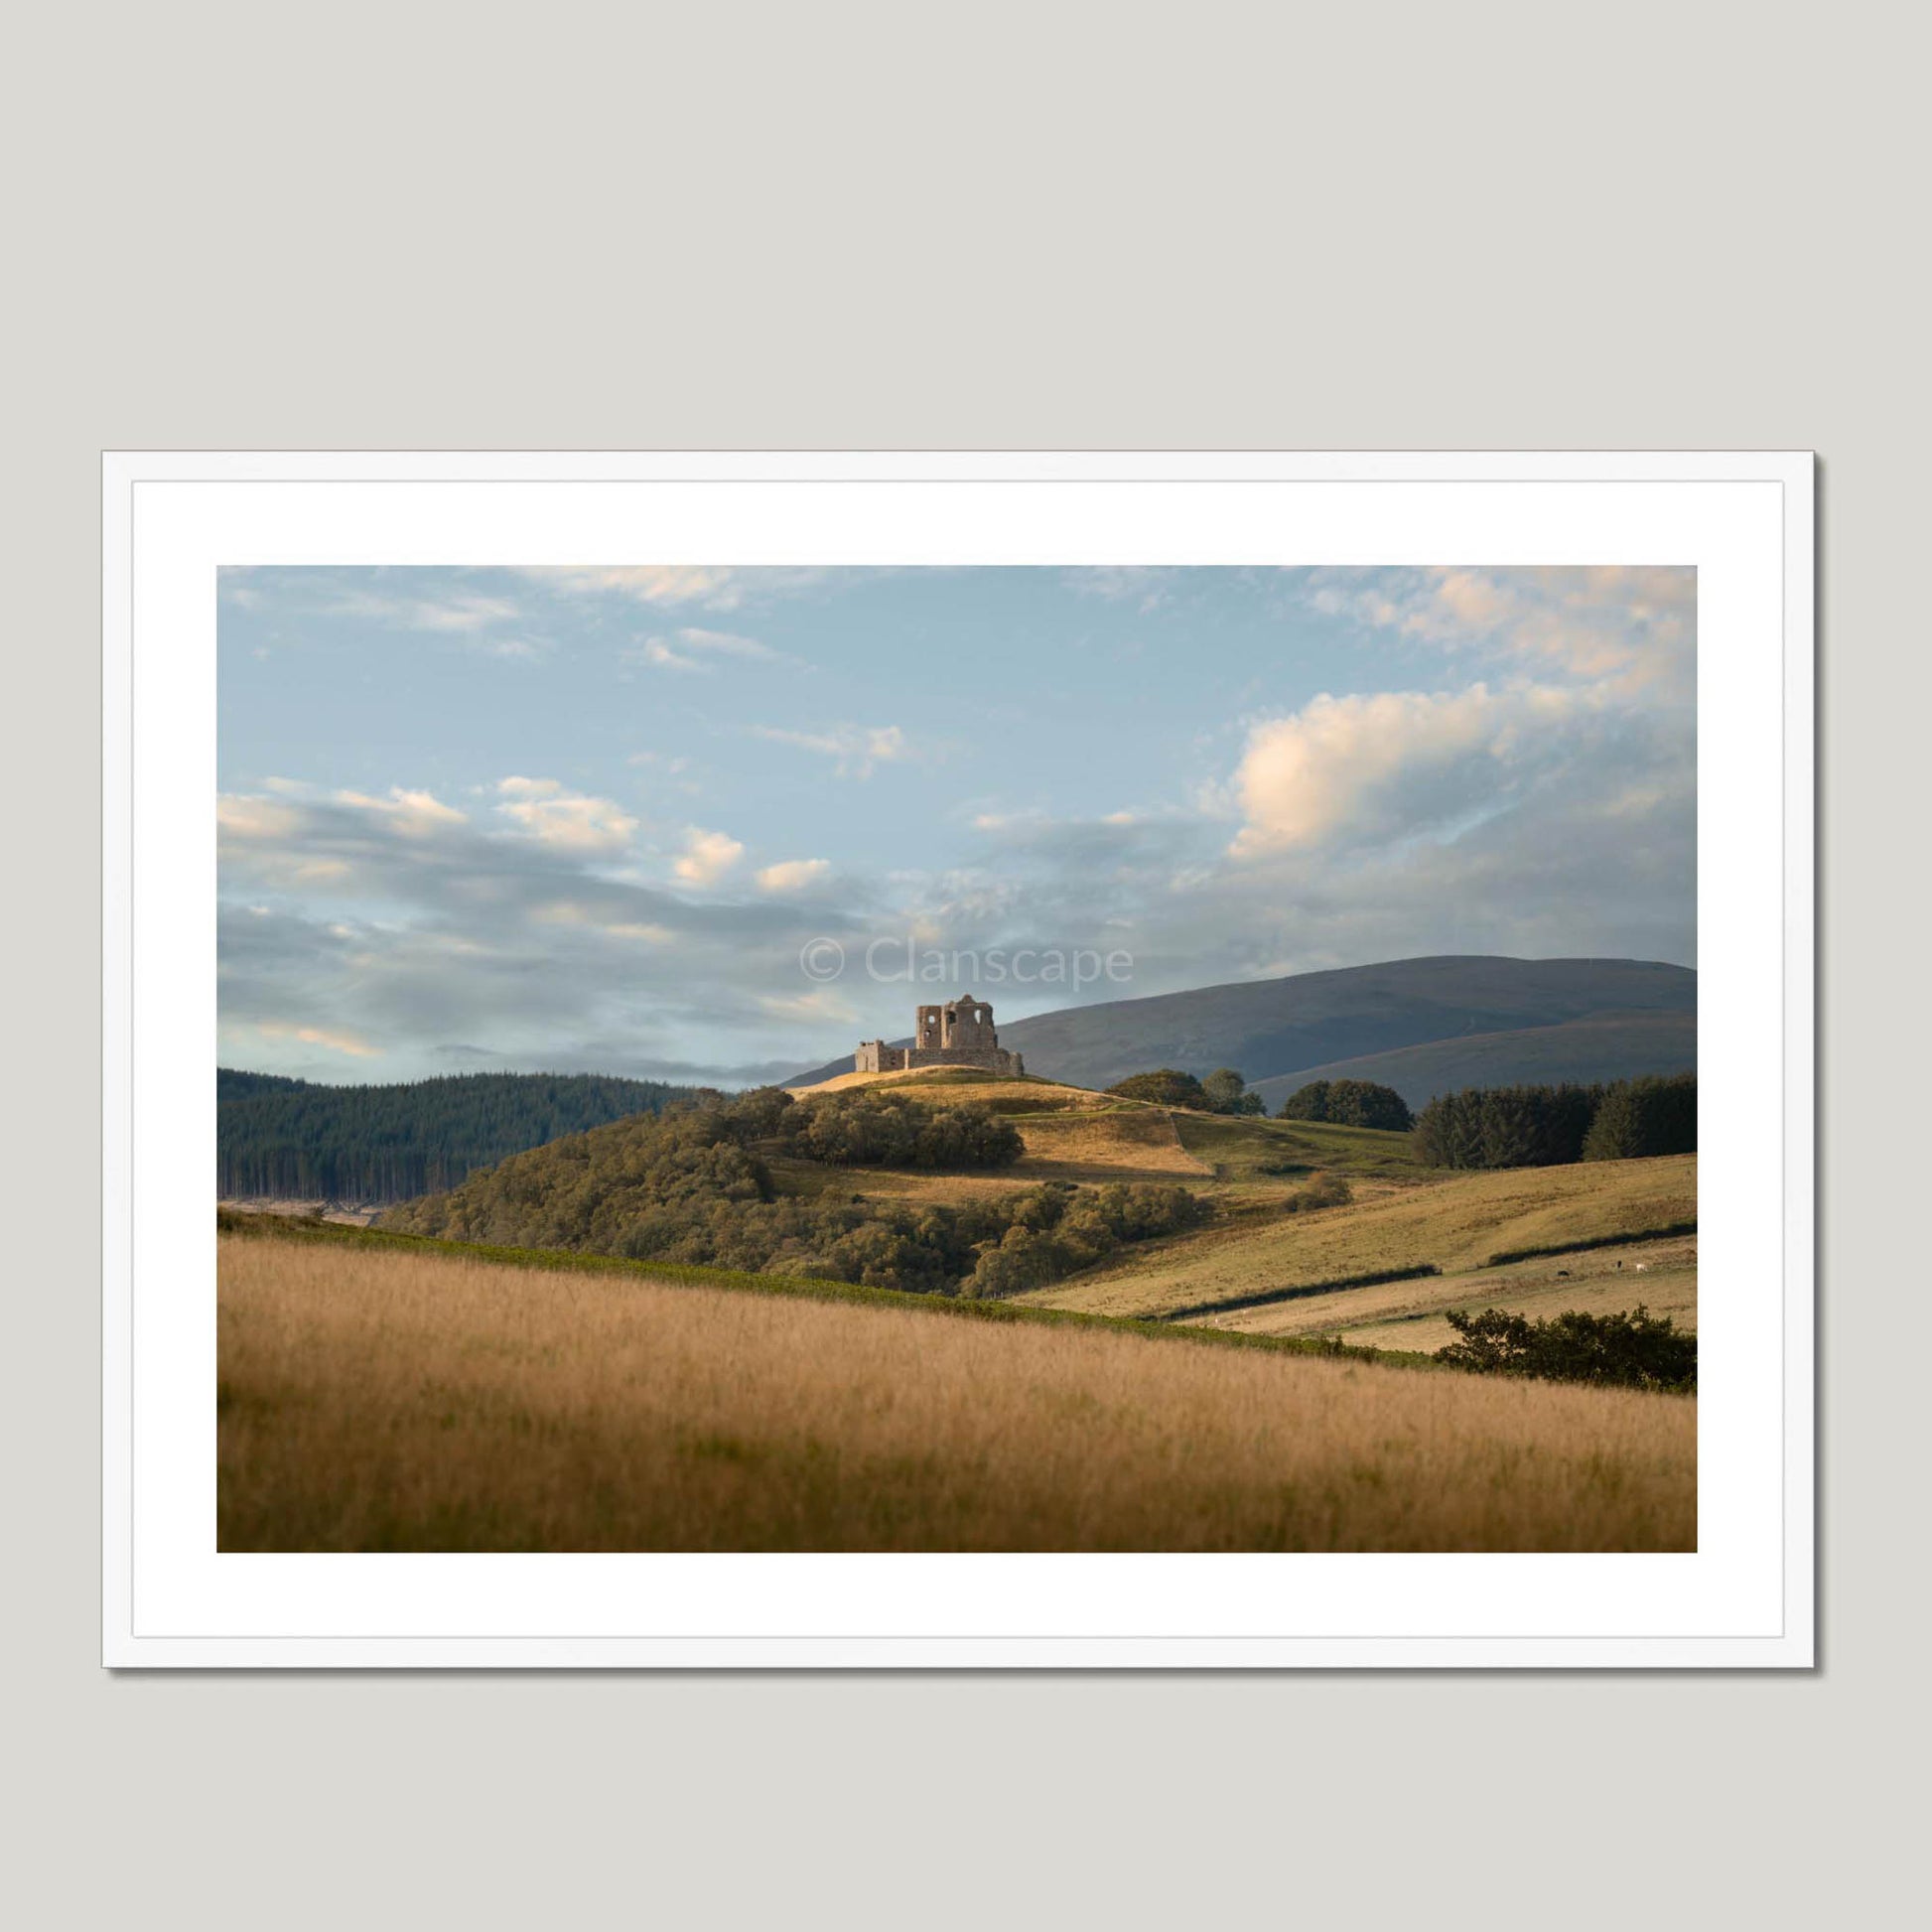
[1245,1009,1698,1112]
[789,956,1697,1104]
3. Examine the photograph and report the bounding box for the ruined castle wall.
[902,1045,1024,1075]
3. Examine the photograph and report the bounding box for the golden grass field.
[218,1230,1695,1552]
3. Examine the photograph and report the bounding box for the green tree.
[1200,1068,1265,1115]
[1278,1078,1412,1131]
[1582,1073,1698,1161]
[1277,1079,1332,1122]
[1412,1082,1599,1169]
[1107,1069,1209,1108]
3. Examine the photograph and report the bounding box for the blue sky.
[218,565,1696,1085]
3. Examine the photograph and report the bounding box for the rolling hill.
[791,955,1696,1101]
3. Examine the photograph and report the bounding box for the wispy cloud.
[1065,566,1173,613]
[253,1020,378,1058]
[1300,566,1694,690]
[223,571,553,657]
[750,723,910,778]
[631,625,797,672]
[333,787,469,837]
[522,567,831,612]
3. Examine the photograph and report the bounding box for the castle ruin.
[855,996,1026,1077]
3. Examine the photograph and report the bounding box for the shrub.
[961,1181,1209,1300]
[1435,1305,1697,1392]
[1280,1172,1352,1215]
[1278,1078,1413,1132]
[1107,1069,1208,1108]
[769,1090,1024,1170]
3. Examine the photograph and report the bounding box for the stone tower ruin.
[855,996,1025,1077]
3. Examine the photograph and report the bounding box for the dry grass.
[786,1067,1105,1104]
[1217,1236,1699,1350]
[1011,1107,1213,1177]
[1024,1154,1698,1319]
[218,1233,1695,1553]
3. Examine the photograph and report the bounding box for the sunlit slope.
[1021,1154,1697,1320]
[782,1068,1421,1186]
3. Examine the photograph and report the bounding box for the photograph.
[212,560,1702,1556]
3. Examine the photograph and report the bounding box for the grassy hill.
[218,1219,1695,1552]
[1019,1152,1696,1321]
[364,1063,1689,1346]
[791,954,1696,1099]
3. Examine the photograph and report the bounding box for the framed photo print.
[103,450,1814,1667]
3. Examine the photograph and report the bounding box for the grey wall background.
[8,1,1921,1923]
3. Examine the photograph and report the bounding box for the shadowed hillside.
[791,955,1696,1096]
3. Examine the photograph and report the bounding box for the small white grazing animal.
[1632,1262,1649,1273]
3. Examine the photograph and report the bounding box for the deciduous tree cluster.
[1275,1078,1414,1132]
[377,1086,1204,1297]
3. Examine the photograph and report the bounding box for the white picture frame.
[103,450,1814,1669]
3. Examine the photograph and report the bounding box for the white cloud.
[493,778,637,852]
[673,827,746,886]
[328,587,529,635]
[523,567,831,612]
[334,787,469,837]
[641,640,702,671]
[216,794,302,840]
[751,723,910,778]
[254,1020,378,1058]
[1066,566,1173,612]
[400,593,524,633]
[1227,683,1586,857]
[633,625,790,673]
[755,858,832,893]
